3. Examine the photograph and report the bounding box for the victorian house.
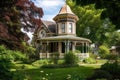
[33,4,91,59]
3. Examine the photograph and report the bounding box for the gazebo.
[36,4,91,59]
[37,35,91,58]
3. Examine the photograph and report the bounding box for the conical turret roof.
[58,4,74,15]
[53,4,79,21]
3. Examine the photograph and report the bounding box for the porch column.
[66,40,70,53]
[86,42,90,58]
[46,41,49,58]
[72,41,76,52]
[58,42,61,53]
[82,42,84,53]
[86,42,88,53]
[40,41,42,59]
[58,42,62,58]
[88,43,90,53]
[85,42,88,53]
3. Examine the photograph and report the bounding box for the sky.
[24,0,65,43]
[32,0,65,21]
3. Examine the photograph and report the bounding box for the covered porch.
[37,35,91,59]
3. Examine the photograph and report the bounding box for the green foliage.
[41,64,79,69]
[0,45,31,80]
[71,0,120,29]
[75,50,81,53]
[90,61,120,79]
[89,53,98,59]
[13,61,97,80]
[64,51,78,65]
[106,54,119,61]
[22,42,36,61]
[0,0,43,51]
[32,60,49,67]
[13,65,30,80]
[106,31,120,53]
[83,57,96,64]
[88,70,112,80]
[41,52,79,68]
[50,52,60,64]
[106,31,120,45]
[67,0,115,44]
[98,45,110,58]
[0,45,27,62]
[101,61,120,79]
[68,73,86,80]
[11,51,27,62]
[41,64,60,68]
[0,45,13,80]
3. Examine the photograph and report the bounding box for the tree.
[67,0,115,44]
[71,0,120,29]
[0,0,43,51]
[106,31,120,53]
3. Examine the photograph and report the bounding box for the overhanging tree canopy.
[72,0,120,29]
[0,0,43,51]
[67,0,115,45]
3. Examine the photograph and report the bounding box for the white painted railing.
[76,53,89,59]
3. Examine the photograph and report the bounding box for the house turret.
[53,4,79,36]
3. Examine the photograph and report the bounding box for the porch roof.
[37,35,92,43]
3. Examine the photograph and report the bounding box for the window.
[39,29,46,38]
[61,23,65,33]
[69,23,72,33]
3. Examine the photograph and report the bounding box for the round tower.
[53,4,79,36]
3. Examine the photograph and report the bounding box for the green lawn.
[25,66,96,80]
[13,62,101,80]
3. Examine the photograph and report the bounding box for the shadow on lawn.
[16,65,96,80]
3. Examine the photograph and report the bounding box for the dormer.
[53,4,79,36]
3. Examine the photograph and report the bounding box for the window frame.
[68,23,72,33]
[61,23,65,33]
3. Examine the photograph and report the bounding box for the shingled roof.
[53,4,79,21]
[58,4,75,15]
[42,20,56,33]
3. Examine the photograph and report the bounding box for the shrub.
[32,60,49,67]
[105,54,119,61]
[87,70,112,80]
[13,66,29,80]
[22,42,36,61]
[11,51,27,62]
[75,50,81,53]
[101,61,120,79]
[89,61,120,80]
[50,52,60,64]
[0,45,13,80]
[83,57,96,64]
[64,51,78,65]
[89,53,98,59]
[98,45,110,59]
